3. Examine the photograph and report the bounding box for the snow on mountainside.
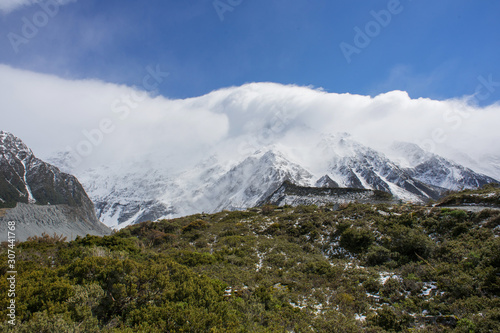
[77,165,178,229]
[74,150,313,229]
[318,134,445,202]
[0,131,38,205]
[54,133,499,229]
[389,142,498,191]
[192,150,314,212]
[445,152,500,184]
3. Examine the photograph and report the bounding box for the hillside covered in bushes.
[1,186,500,332]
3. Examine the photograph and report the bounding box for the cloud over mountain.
[1,64,499,175]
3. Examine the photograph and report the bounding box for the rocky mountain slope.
[265,180,394,207]
[0,131,111,241]
[319,135,447,202]
[390,142,498,190]
[193,151,315,212]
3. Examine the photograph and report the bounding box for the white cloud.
[0,0,76,14]
[1,64,499,176]
[0,64,229,170]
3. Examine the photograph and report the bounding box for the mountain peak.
[315,175,340,188]
[0,130,34,159]
[1,130,92,208]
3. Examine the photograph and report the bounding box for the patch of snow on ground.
[289,302,307,309]
[379,272,401,285]
[355,313,367,322]
[420,282,437,296]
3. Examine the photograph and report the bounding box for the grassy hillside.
[1,189,499,332]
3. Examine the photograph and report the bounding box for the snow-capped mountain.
[55,132,498,229]
[390,142,498,191]
[0,131,111,240]
[75,163,181,229]
[74,150,314,229]
[318,134,445,202]
[193,150,314,212]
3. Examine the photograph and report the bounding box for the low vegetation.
[437,183,500,207]
[1,186,499,332]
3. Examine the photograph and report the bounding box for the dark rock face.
[264,180,394,207]
[1,131,90,209]
[0,131,111,240]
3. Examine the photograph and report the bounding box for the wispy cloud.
[0,0,76,14]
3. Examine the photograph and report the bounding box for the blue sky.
[1,0,500,103]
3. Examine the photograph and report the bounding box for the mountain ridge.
[0,131,111,241]
[54,134,498,229]
[263,180,394,207]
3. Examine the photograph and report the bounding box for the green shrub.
[340,227,374,254]
[365,245,392,266]
[175,251,216,267]
[4,199,500,332]
[182,219,209,233]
